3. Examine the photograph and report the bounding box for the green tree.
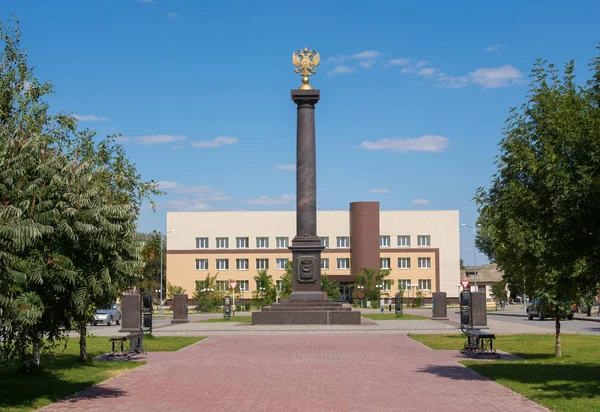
[193,273,224,312]
[475,50,600,357]
[139,231,163,295]
[353,268,392,304]
[252,270,275,308]
[490,280,508,304]
[167,282,186,299]
[460,258,465,270]
[321,274,341,300]
[277,262,293,300]
[0,19,160,366]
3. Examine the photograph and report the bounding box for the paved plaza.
[42,333,546,412]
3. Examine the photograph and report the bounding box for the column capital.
[291,89,320,105]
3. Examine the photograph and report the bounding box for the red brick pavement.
[41,334,546,412]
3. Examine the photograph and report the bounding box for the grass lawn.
[195,315,252,323]
[0,335,203,412]
[409,333,600,412]
[362,313,429,320]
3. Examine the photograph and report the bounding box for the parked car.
[526,298,576,321]
[91,303,122,326]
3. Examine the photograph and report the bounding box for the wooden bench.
[462,329,498,358]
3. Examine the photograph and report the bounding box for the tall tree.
[353,268,392,303]
[0,18,161,366]
[476,50,600,357]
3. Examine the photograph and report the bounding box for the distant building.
[461,263,505,302]
[166,202,460,302]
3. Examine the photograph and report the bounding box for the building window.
[417,235,431,247]
[380,258,391,269]
[195,259,208,270]
[398,257,411,269]
[321,258,329,270]
[256,237,269,248]
[216,280,228,291]
[236,259,248,270]
[276,280,284,290]
[256,258,269,270]
[196,237,208,249]
[320,237,329,248]
[238,280,249,291]
[380,235,391,247]
[337,258,350,269]
[337,236,350,248]
[276,237,289,248]
[216,259,229,270]
[398,279,411,291]
[418,257,431,269]
[216,237,229,249]
[276,258,289,270]
[418,279,432,290]
[236,237,249,248]
[382,280,392,291]
[397,235,410,247]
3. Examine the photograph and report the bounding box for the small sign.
[460,280,470,289]
[229,281,238,289]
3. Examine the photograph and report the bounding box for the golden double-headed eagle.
[292,47,320,89]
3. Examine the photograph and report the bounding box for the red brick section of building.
[349,201,380,275]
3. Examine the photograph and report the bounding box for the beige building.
[166,202,460,302]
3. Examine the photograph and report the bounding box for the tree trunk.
[555,316,561,357]
[79,323,87,361]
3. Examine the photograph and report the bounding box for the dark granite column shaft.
[289,89,324,300]
[294,90,319,237]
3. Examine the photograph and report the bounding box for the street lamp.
[160,229,175,316]
[461,223,481,289]
[357,285,364,307]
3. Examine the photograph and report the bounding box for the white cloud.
[468,65,522,88]
[246,195,295,205]
[173,145,184,149]
[411,199,430,205]
[485,43,505,52]
[274,164,295,171]
[158,181,183,189]
[74,114,108,122]
[401,67,415,74]
[417,68,439,77]
[190,136,238,148]
[328,50,381,63]
[328,65,355,75]
[23,81,31,91]
[167,200,210,211]
[386,58,411,67]
[117,134,186,145]
[369,188,389,193]
[437,74,470,89]
[168,12,179,17]
[137,0,154,3]
[360,135,450,153]
[415,60,427,68]
[359,60,376,69]
[108,126,118,132]
[173,185,214,194]
[351,50,381,60]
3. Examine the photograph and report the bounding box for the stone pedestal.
[252,87,360,325]
[119,294,141,333]
[432,292,448,320]
[171,294,189,324]
[471,291,488,328]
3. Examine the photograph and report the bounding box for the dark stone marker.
[251,87,360,324]
[432,292,448,320]
[119,294,141,333]
[471,291,488,328]
[288,89,325,302]
[171,294,189,324]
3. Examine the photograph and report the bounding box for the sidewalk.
[41,334,547,412]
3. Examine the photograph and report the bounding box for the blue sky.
[4,0,600,266]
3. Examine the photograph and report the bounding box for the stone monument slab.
[171,293,189,324]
